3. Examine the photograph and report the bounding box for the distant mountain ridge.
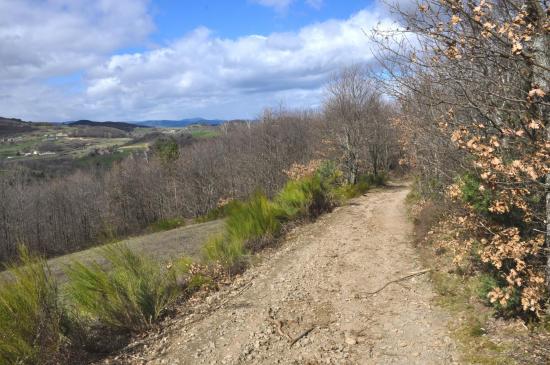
[0,117,52,136]
[65,120,147,133]
[65,118,226,130]
[132,118,225,128]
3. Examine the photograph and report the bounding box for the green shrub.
[225,192,281,250]
[274,175,332,219]
[275,179,312,219]
[202,234,248,271]
[186,274,214,293]
[459,173,492,214]
[329,172,389,201]
[333,182,369,200]
[202,166,340,272]
[65,245,183,332]
[316,160,342,187]
[361,172,388,187]
[0,247,65,364]
[149,217,185,232]
[195,199,241,223]
[475,273,521,317]
[203,192,282,271]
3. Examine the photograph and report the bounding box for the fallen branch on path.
[359,269,432,297]
[289,326,315,347]
[269,317,316,347]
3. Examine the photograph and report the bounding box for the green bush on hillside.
[202,192,281,273]
[195,199,242,223]
[274,175,332,220]
[332,172,388,201]
[202,234,248,272]
[0,247,65,365]
[225,192,281,251]
[65,245,184,332]
[203,169,343,272]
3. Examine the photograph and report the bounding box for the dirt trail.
[111,185,459,364]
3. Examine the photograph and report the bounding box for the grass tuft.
[202,234,248,272]
[65,245,184,332]
[274,175,333,220]
[203,170,342,272]
[0,246,65,365]
[195,200,241,223]
[225,192,281,251]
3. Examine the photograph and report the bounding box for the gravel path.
[106,185,459,364]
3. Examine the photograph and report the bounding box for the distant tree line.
[0,76,401,263]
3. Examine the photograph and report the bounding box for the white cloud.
[251,0,295,11]
[0,0,153,83]
[79,9,396,120]
[0,3,399,121]
[305,0,324,10]
[251,0,324,12]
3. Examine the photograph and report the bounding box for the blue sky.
[151,0,374,40]
[0,0,398,122]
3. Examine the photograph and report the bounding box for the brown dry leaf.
[528,87,546,99]
[490,157,502,166]
[511,42,523,55]
[527,120,541,129]
[483,22,496,30]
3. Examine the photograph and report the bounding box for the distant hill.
[133,118,225,128]
[65,120,147,133]
[0,117,39,136]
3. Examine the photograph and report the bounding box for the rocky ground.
[101,184,459,364]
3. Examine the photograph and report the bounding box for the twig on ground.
[269,316,316,347]
[289,326,315,347]
[359,269,432,297]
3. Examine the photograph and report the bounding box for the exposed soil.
[101,184,459,364]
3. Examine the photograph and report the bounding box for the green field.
[0,124,220,166]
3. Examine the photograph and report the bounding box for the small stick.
[361,269,432,297]
[289,326,315,347]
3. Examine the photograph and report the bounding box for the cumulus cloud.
[251,0,294,11]
[0,0,153,83]
[0,2,399,121]
[251,0,323,12]
[305,0,324,10]
[81,9,396,120]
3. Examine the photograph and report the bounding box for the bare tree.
[324,65,398,182]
